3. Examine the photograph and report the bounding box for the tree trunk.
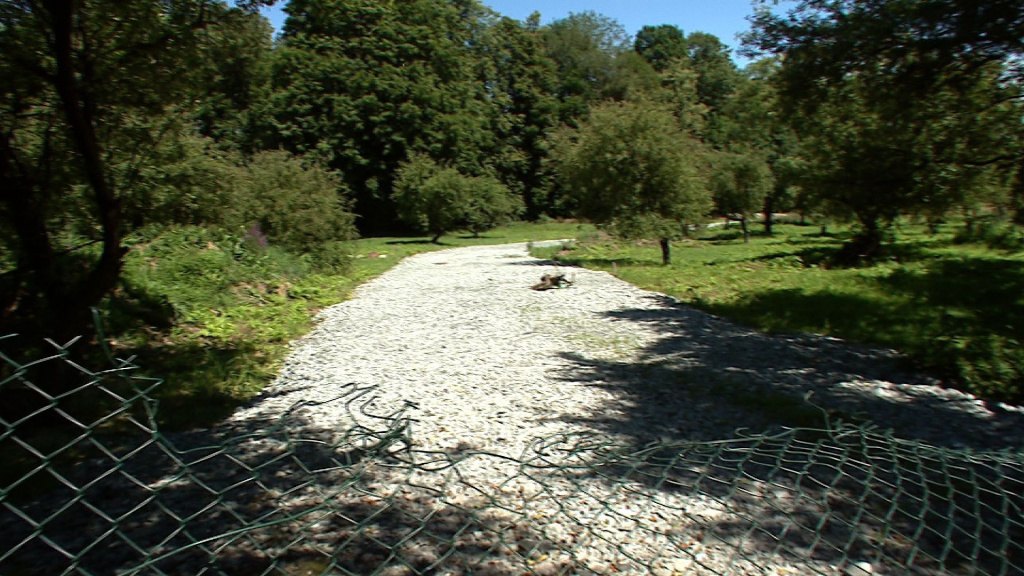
[42,0,126,331]
[836,218,882,265]
[659,238,671,265]
[741,216,750,244]
[763,194,774,236]
[431,232,443,244]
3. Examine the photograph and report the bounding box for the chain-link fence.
[2,333,1023,575]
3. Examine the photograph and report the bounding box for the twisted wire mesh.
[1,334,1022,575]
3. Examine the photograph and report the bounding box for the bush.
[393,154,522,242]
[231,151,357,260]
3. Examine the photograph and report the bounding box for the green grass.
[533,219,1024,404]
[104,221,592,430]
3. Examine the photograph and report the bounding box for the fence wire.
[1,334,1023,576]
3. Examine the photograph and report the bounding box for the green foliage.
[393,155,521,242]
[537,221,1024,404]
[541,11,639,116]
[746,0,1023,260]
[0,0,275,337]
[634,24,688,72]
[231,150,357,257]
[464,176,525,236]
[265,0,501,233]
[711,153,774,218]
[555,100,712,257]
[746,0,1024,108]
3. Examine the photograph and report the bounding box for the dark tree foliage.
[266,0,500,234]
[745,0,1024,107]
[477,17,561,219]
[634,24,688,72]
[0,0,259,337]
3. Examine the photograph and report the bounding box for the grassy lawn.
[532,219,1024,404]
[106,221,592,430]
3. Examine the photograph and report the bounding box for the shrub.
[393,154,522,242]
[230,150,357,262]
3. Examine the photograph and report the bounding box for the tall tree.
[556,100,711,265]
[476,16,560,219]
[634,24,688,72]
[746,0,1024,259]
[541,11,634,119]
[0,0,262,336]
[267,0,498,234]
[685,32,741,114]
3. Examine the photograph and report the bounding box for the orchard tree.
[746,0,1024,260]
[556,101,711,265]
[711,153,774,243]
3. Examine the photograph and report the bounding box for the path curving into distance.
[233,241,1024,457]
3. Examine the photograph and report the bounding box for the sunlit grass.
[534,219,1024,404]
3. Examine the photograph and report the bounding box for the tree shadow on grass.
[554,293,1024,452]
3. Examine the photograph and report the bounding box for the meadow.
[532,217,1024,405]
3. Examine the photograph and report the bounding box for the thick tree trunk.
[763,194,774,236]
[836,218,882,265]
[741,217,750,244]
[659,238,671,265]
[46,1,125,315]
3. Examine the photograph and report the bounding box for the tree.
[710,153,774,243]
[475,16,560,219]
[714,58,801,234]
[790,68,1017,261]
[266,0,498,234]
[556,101,711,265]
[746,0,1024,107]
[746,0,1024,260]
[634,25,688,72]
[541,11,634,118]
[685,32,741,114]
[0,0,265,337]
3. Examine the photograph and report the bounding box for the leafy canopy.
[556,100,711,262]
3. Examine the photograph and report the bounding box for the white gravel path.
[235,241,1024,457]
[6,241,1024,575]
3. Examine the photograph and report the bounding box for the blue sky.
[259,1,794,66]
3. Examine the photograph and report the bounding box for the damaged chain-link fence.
[1,334,1023,575]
